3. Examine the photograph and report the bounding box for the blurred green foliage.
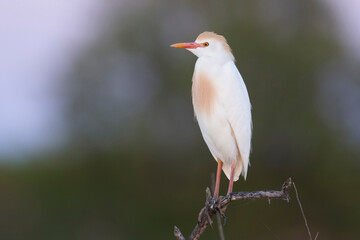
[1,0,360,239]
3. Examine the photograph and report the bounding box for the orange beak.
[170,42,202,49]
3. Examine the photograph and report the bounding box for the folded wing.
[220,62,252,179]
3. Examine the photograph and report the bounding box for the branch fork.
[174,178,293,240]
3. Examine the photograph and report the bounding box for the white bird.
[171,32,252,198]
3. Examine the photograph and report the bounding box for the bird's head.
[171,31,234,62]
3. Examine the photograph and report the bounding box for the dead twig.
[174,178,292,240]
[211,173,226,240]
[174,226,185,240]
[293,182,316,240]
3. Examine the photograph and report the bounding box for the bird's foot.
[209,195,229,225]
[216,197,227,225]
[226,192,234,201]
[210,197,218,206]
[220,212,227,225]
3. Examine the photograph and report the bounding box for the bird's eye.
[203,42,209,47]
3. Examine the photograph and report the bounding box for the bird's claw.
[209,196,228,225]
[210,197,217,207]
[220,212,227,225]
[225,192,233,201]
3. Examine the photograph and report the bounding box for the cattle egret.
[171,32,252,198]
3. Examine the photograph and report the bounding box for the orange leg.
[213,159,223,198]
[227,161,236,195]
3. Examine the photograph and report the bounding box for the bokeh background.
[1,0,360,239]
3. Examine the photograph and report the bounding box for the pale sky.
[0,1,106,158]
[323,0,360,59]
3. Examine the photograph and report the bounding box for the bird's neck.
[194,57,233,79]
[197,55,233,67]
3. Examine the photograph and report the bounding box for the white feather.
[192,58,252,181]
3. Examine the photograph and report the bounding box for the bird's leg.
[227,161,236,195]
[213,159,223,199]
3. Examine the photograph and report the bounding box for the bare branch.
[174,226,185,240]
[174,178,292,240]
[211,173,226,240]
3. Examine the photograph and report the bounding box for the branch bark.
[174,178,292,240]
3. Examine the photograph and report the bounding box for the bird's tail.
[222,155,246,182]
